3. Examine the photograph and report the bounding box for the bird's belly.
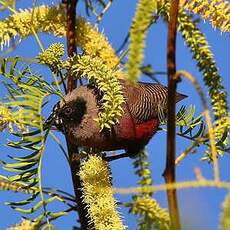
[69,116,159,152]
[135,119,159,140]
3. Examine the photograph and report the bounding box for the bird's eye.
[63,107,73,116]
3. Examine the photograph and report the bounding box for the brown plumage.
[48,80,187,156]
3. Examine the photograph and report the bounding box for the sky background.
[0,0,230,229]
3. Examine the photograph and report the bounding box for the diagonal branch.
[163,0,181,230]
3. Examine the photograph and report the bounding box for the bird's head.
[44,88,87,133]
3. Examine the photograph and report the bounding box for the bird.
[46,80,187,160]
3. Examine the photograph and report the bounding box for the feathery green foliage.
[66,55,125,130]
[126,0,158,83]
[0,180,37,194]
[0,58,65,223]
[79,155,124,230]
[0,0,16,12]
[82,0,114,23]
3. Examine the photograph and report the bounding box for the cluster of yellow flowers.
[0,104,25,132]
[131,196,170,230]
[68,55,125,130]
[181,0,230,32]
[7,219,40,230]
[38,42,64,73]
[79,155,124,230]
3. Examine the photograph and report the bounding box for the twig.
[163,1,181,230]
[175,140,199,165]
[65,0,91,229]
[114,179,230,194]
[96,0,113,24]
[176,70,220,181]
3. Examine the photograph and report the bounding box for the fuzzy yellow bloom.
[68,55,124,130]
[0,104,25,131]
[131,196,170,230]
[0,5,121,74]
[75,17,121,73]
[181,0,230,32]
[0,104,12,130]
[7,219,40,230]
[79,155,125,230]
[221,193,230,230]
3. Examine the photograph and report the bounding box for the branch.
[66,0,77,92]
[114,179,230,194]
[64,0,91,229]
[163,1,181,230]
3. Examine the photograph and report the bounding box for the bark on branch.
[163,1,181,229]
[65,1,91,229]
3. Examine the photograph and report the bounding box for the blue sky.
[0,0,229,229]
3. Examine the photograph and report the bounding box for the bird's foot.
[104,152,129,162]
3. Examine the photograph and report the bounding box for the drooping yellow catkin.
[0,5,66,48]
[67,55,125,130]
[126,0,158,83]
[38,42,64,73]
[75,17,122,74]
[0,104,12,130]
[0,104,25,131]
[220,193,230,230]
[7,219,40,230]
[181,0,230,32]
[131,196,170,230]
[79,155,125,230]
[0,5,122,75]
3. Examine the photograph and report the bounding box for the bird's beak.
[43,112,55,130]
[43,101,61,130]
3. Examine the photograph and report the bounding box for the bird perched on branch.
[46,80,187,160]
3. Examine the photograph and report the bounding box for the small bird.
[46,80,187,160]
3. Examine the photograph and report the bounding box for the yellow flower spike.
[220,192,230,230]
[67,55,125,131]
[79,155,125,230]
[160,1,229,157]
[7,219,40,230]
[0,104,26,132]
[0,5,122,74]
[181,0,230,32]
[38,43,64,73]
[131,196,170,230]
[0,104,12,130]
[126,0,158,83]
[75,17,122,74]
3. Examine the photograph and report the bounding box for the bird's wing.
[123,81,186,123]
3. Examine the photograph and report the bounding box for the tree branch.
[65,0,91,229]
[163,1,181,230]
